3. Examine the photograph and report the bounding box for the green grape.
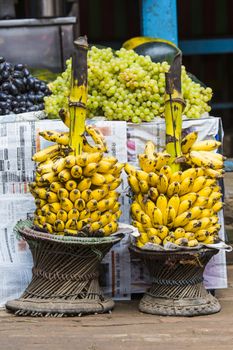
[44,46,213,122]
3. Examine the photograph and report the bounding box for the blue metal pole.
[141,0,178,45]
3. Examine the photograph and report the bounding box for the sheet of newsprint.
[0,116,227,307]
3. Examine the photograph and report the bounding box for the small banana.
[156,225,169,240]
[76,152,103,167]
[135,170,149,182]
[212,201,224,213]
[166,181,180,197]
[52,157,66,174]
[124,163,136,176]
[97,160,114,173]
[83,162,99,177]
[41,204,50,215]
[77,178,92,192]
[65,180,77,192]
[198,186,212,197]
[57,188,69,200]
[159,165,172,182]
[148,172,159,187]
[152,207,163,226]
[74,198,86,211]
[179,177,194,196]
[195,229,209,241]
[43,222,54,233]
[91,188,108,201]
[48,202,61,214]
[32,144,59,163]
[173,211,192,228]
[67,208,80,220]
[50,181,63,193]
[157,174,169,194]
[174,237,189,246]
[150,235,162,245]
[189,206,203,220]
[54,219,65,232]
[70,165,83,178]
[60,197,73,212]
[165,206,176,226]
[206,192,222,208]
[174,228,185,239]
[46,191,58,204]
[108,178,122,190]
[188,239,199,247]
[57,209,68,222]
[91,173,106,186]
[132,220,144,233]
[81,189,92,202]
[168,194,180,216]
[45,211,57,225]
[138,154,156,172]
[180,192,199,203]
[178,199,192,215]
[148,187,159,202]
[156,194,167,217]
[86,199,98,211]
[69,189,81,202]
[155,153,171,171]
[191,176,207,193]
[90,210,102,222]
[180,168,197,182]
[169,171,182,183]
[128,175,140,194]
[181,131,198,154]
[191,140,221,152]
[144,199,156,221]
[79,209,90,220]
[58,169,72,182]
[34,188,47,200]
[144,140,156,158]
[138,180,149,194]
[65,155,76,168]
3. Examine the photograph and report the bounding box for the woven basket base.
[6,298,115,317]
[139,293,221,317]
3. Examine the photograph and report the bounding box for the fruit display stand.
[129,246,220,316]
[5,37,125,316]
[125,53,230,316]
[6,220,123,316]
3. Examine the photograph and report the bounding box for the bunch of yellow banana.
[30,125,123,237]
[181,131,225,178]
[125,138,225,249]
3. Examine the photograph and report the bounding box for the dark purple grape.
[0,92,8,101]
[14,78,25,91]
[15,95,22,101]
[12,71,23,79]
[14,63,24,71]
[0,62,6,72]
[27,77,35,88]
[0,57,5,64]
[21,94,27,101]
[0,101,7,108]
[11,100,18,108]
[9,83,18,95]
[19,101,26,107]
[13,107,20,114]
[23,68,30,77]
[23,77,27,85]
[5,62,13,72]
[19,107,26,113]
[28,94,35,103]
[38,103,44,110]
[26,100,33,108]
[0,108,3,115]
[1,70,10,80]
[27,106,36,112]
[4,109,10,115]
[0,109,6,115]
[34,82,41,92]
[1,82,11,92]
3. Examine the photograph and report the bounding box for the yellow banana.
[212,201,224,213]
[67,208,80,220]
[32,144,59,163]
[153,207,163,226]
[181,131,198,154]
[101,221,118,236]
[198,187,213,197]
[203,235,220,245]
[206,192,222,208]
[165,206,176,226]
[148,187,159,202]
[174,237,189,246]
[189,206,203,219]
[90,210,102,222]
[168,194,180,215]
[77,178,92,192]
[81,189,92,202]
[91,173,106,186]
[111,210,122,221]
[128,175,140,194]
[82,136,104,153]
[157,174,169,194]
[159,165,172,181]
[85,125,108,152]
[76,152,103,167]
[50,181,63,193]
[180,168,197,182]
[208,224,221,235]
[91,188,107,201]
[65,218,78,230]
[86,199,98,211]
[150,235,162,245]
[145,227,159,238]
[74,198,86,211]
[34,188,47,200]
[188,239,199,247]
[184,219,202,232]
[173,211,192,228]
[199,208,214,218]
[124,163,136,176]
[101,173,115,184]
[52,157,66,174]
[60,198,73,212]
[40,172,58,184]
[64,155,76,168]
[205,168,224,179]
[57,188,69,200]
[58,169,72,182]
[178,199,192,215]
[97,198,116,212]
[144,199,156,221]
[54,219,65,232]
[148,172,159,187]
[37,215,46,225]
[90,221,103,232]
[156,194,167,217]
[198,217,212,230]
[191,140,221,152]
[46,191,58,204]
[69,189,81,202]
[135,170,149,182]
[179,177,194,196]
[166,181,180,197]
[48,202,61,214]
[191,176,207,192]
[144,140,156,158]
[169,171,182,183]
[35,209,43,216]
[211,185,221,193]
[37,162,53,175]
[189,151,213,168]
[97,160,114,173]
[79,209,90,220]
[64,228,79,236]
[194,196,208,207]
[70,165,82,178]
[108,178,122,190]
[155,153,171,171]
[41,204,50,215]
[138,154,156,173]
[99,212,112,227]
[195,229,209,241]
[109,162,124,176]
[138,180,149,194]
[56,209,68,222]
[204,178,217,187]
[83,162,99,177]
[43,222,53,233]
[77,218,91,231]
[111,202,121,213]
[45,211,57,225]
[174,227,185,239]
[156,225,169,240]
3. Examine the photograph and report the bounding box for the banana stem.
[164,54,185,173]
[69,36,88,155]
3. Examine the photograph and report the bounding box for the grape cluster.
[45,47,213,122]
[0,57,50,116]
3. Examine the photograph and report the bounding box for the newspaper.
[0,116,228,307]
